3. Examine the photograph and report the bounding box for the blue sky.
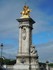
[0,0,53,62]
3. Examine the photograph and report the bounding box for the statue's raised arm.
[20,5,31,18]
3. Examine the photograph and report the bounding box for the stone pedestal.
[13,18,40,70]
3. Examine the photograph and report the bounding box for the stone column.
[13,18,40,70]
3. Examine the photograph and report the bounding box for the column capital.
[16,18,35,24]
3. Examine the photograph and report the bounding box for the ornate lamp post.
[0,43,3,66]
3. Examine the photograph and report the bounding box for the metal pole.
[0,43,3,66]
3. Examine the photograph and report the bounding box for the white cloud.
[36,41,53,62]
[31,8,53,34]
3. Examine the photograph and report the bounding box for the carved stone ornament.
[22,28,26,40]
[30,46,36,54]
[21,58,26,63]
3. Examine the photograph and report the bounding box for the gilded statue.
[20,5,31,18]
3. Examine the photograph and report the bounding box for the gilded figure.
[21,5,31,18]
